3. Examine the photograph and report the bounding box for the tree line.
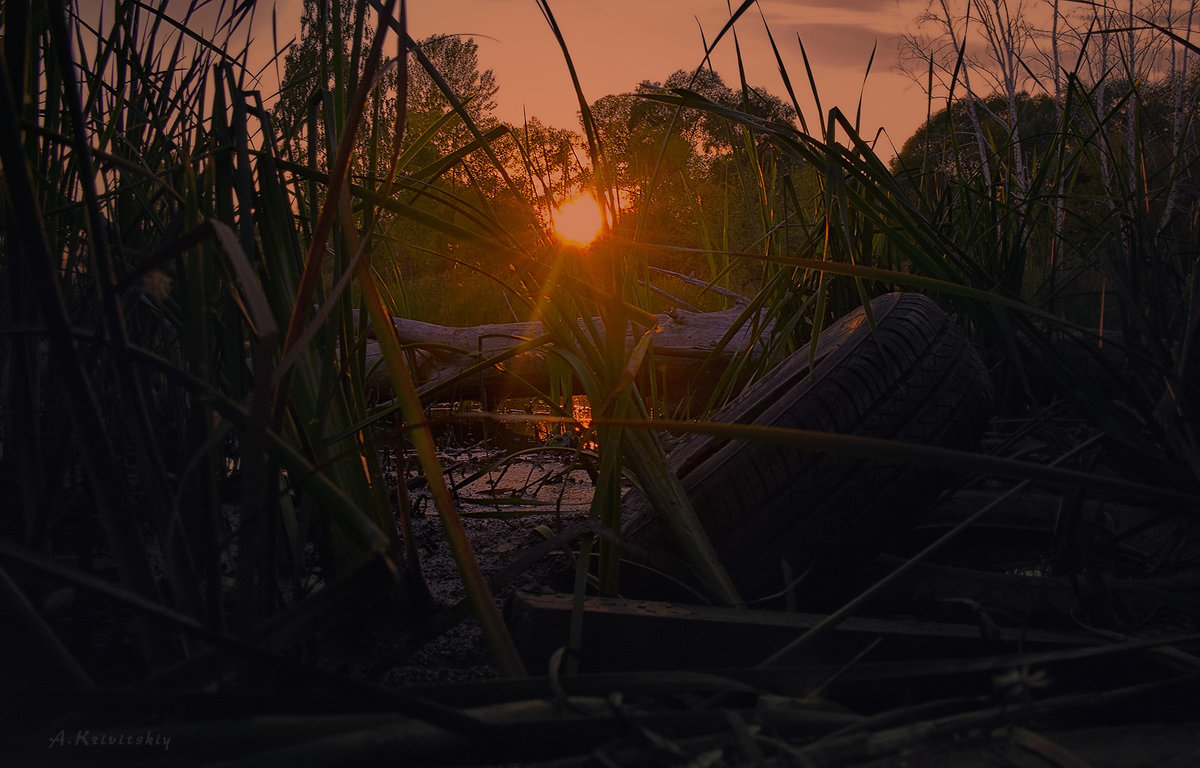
[272,0,1199,326]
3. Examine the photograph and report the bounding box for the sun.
[552,194,604,247]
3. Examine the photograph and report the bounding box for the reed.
[614,0,1200,628]
[0,0,533,686]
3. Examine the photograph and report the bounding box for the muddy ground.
[341,441,602,686]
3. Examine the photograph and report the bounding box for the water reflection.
[424,395,595,451]
[506,395,595,451]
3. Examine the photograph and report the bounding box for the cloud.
[782,22,903,68]
[769,0,914,11]
[759,0,921,35]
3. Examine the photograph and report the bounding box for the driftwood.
[364,306,770,407]
[506,591,1095,673]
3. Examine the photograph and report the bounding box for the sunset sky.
[248,0,935,156]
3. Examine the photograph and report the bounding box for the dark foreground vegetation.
[1,0,1199,765]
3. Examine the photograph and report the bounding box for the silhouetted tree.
[273,1,501,183]
[588,69,800,279]
[510,116,586,212]
[892,91,1058,182]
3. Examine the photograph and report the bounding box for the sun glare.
[552,194,604,247]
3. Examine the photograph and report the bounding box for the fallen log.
[364,306,771,408]
[506,591,1097,673]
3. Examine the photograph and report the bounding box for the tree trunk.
[364,306,769,409]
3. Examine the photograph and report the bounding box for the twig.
[649,265,750,306]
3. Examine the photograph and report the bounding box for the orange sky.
[248,0,933,158]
